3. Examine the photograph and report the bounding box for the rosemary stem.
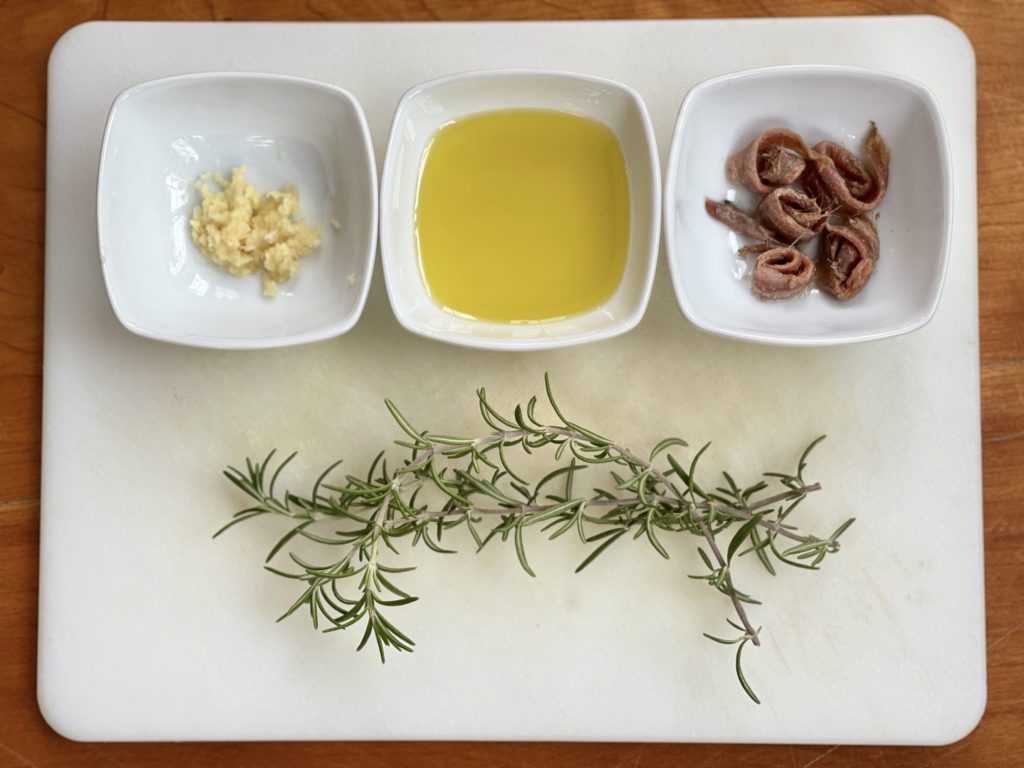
[408,487,819,541]
[396,429,540,475]
[222,379,849,702]
[697,516,760,645]
[611,443,761,645]
[399,429,822,546]
[397,425,822,645]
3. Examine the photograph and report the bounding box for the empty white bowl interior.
[382,73,657,346]
[667,69,949,342]
[99,76,376,343]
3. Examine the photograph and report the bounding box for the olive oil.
[415,109,630,323]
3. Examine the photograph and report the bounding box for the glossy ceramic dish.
[97,72,378,349]
[664,64,953,346]
[379,68,661,351]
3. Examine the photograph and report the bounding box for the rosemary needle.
[218,375,853,703]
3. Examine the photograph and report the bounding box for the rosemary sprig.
[217,375,853,703]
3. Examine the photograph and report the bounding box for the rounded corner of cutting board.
[928,682,987,747]
[37,677,97,743]
[48,20,105,77]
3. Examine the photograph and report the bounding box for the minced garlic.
[189,166,321,297]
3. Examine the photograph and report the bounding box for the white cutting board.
[39,18,982,744]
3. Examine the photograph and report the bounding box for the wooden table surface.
[1,1,1021,766]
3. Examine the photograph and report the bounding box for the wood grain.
[1,0,1021,765]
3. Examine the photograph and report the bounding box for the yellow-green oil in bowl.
[414,109,630,323]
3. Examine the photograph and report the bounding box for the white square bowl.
[379,69,660,351]
[97,72,378,349]
[664,65,953,346]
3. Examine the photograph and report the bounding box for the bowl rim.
[663,63,954,347]
[378,66,662,352]
[96,70,379,350]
